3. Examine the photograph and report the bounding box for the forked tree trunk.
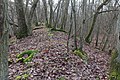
[0,0,9,79]
[85,0,111,43]
[15,0,39,38]
[60,0,69,30]
[53,0,62,29]
[27,0,39,35]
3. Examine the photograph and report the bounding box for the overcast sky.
[10,0,59,3]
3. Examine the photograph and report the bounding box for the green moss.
[16,30,28,39]
[22,74,29,79]
[15,74,29,80]
[17,50,38,58]
[110,71,120,80]
[15,75,22,80]
[16,57,24,63]
[85,36,91,44]
[57,76,66,80]
[17,50,38,63]
[109,50,120,80]
[23,53,34,63]
[74,49,88,64]
[48,33,54,37]
[95,75,100,80]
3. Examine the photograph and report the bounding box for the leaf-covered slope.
[9,27,110,80]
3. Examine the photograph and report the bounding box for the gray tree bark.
[42,0,48,27]
[0,0,9,80]
[27,0,39,35]
[15,0,39,38]
[110,10,120,80]
[53,0,62,29]
[15,0,28,39]
[48,0,53,28]
[79,0,87,50]
[60,0,70,30]
[71,0,77,50]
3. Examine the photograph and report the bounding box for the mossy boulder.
[17,50,38,63]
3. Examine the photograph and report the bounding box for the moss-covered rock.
[16,50,38,63]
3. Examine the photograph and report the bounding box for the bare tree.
[85,0,111,43]
[53,0,62,29]
[48,0,53,27]
[67,5,73,52]
[60,0,70,30]
[42,0,49,27]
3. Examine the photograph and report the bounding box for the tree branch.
[98,9,118,14]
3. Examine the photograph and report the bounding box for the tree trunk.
[110,12,120,80]
[53,0,62,29]
[60,0,69,30]
[42,0,48,27]
[48,0,53,28]
[67,7,73,52]
[85,0,111,43]
[27,0,39,35]
[15,0,28,39]
[79,0,87,50]
[0,0,9,79]
[71,0,77,50]
[15,0,39,38]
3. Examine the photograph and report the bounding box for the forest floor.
[9,26,110,80]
